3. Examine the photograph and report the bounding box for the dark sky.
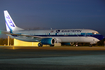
[0,0,105,37]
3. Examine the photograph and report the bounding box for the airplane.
[2,10,104,47]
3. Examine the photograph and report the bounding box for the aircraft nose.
[93,35,104,40]
[96,35,104,40]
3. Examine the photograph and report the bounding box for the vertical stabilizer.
[4,10,23,33]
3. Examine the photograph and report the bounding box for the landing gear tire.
[38,43,43,47]
[50,45,54,47]
[90,44,92,47]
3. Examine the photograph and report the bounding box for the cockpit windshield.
[92,32,99,34]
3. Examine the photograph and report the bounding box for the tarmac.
[0,46,105,70]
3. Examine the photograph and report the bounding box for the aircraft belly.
[56,37,99,43]
[58,37,80,42]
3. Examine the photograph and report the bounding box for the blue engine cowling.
[41,38,55,45]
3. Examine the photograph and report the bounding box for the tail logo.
[6,15,15,27]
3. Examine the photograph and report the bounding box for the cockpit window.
[92,32,99,34]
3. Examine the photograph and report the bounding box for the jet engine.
[41,38,56,45]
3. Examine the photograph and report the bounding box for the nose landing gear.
[89,44,92,47]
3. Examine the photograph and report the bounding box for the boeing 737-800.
[2,10,104,47]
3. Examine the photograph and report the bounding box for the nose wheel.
[89,44,92,47]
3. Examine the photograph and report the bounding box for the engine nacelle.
[41,38,55,45]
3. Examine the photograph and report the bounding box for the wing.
[2,31,44,39]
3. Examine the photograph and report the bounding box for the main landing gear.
[38,43,43,47]
[50,45,54,47]
[38,43,54,47]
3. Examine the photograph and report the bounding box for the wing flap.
[2,31,43,39]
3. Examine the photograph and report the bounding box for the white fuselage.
[9,29,103,44]
[4,10,104,46]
